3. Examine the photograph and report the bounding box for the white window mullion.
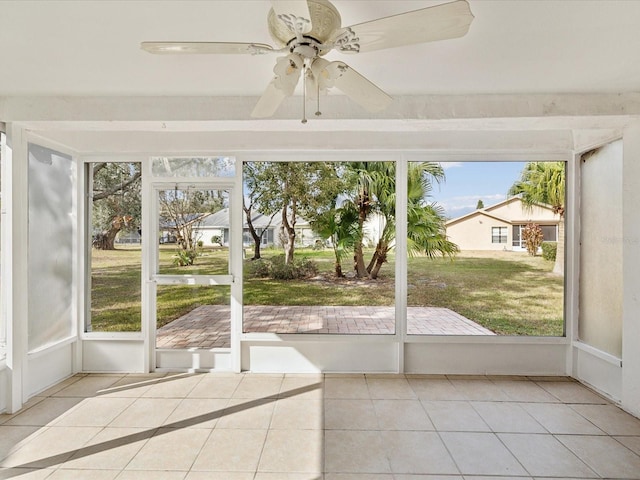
[395,157,408,373]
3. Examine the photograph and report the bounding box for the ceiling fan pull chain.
[301,63,308,124]
[315,71,322,117]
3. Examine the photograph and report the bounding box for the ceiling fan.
[141,0,474,122]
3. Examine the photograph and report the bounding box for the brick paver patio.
[156,305,495,349]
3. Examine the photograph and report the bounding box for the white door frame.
[145,177,241,372]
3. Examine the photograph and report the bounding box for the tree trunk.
[366,241,382,274]
[253,241,261,261]
[369,241,389,279]
[331,240,344,277]
[281,206,296,264]
[244,202,262,260]
[334,261,343,278]
[353,208,368,278]
[93,225,120,250]
[369,255,385,280]
[248,217,262,260]
[553,218,564,276]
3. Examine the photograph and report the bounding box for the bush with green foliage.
[245,258,272,278]
[541,241,557,261]
[173,249,198,266]
[246,255,318,280]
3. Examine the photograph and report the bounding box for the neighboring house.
[192,208,319,248]
[186,208,386,249]
[445,196,560,251]
[197,208,278,247]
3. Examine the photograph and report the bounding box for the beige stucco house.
[445,196,560,251]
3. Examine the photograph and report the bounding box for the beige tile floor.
[1,373,640,479]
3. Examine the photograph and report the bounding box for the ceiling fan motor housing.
[267,0,342,55]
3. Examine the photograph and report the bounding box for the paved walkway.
[157,305,495,349]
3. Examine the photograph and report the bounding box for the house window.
[492,226,508,243]
[513,224,557,248]
[541,225,557,242]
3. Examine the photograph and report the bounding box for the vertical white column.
[565,151,580,374]
[395,157,408,373]
[230,159,244,372]
[73,154,84,373]
[4,125,29,412]
[141,159,154,372]
[622,123,640,417]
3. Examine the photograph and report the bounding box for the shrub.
[197,240,204,248]
[245,258,271,278]
[522,223,543,256]
[211,235,221,245]
[541,241,557,261]
[173,249,198,266]
[246,255,318,280]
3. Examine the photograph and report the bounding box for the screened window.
[151,157,235,177]
[242,160,396,336]
[87,162,142,332]
[408,161,565,337]
[513,224,557,248]
[492,226,508,243]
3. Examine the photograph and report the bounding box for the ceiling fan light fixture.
[141,0,474,121]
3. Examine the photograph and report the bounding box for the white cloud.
[438,162,463,170]
[439,193,508,218]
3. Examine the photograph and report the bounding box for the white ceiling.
[2,0,639,154]
[2,0,640,98]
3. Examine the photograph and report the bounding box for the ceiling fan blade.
[271,0,313,35]
[251,82,289,118]
[320,61,392,112]
[141,41,275,55]
[331,0,474,54]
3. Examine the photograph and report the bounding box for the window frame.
[82,159,145,339]
[491,226,508,244]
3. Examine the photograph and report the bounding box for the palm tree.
[312,206,359,277]
[344,161,458,279]
[509,161,565,275]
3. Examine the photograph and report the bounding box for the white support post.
[230,159,244,372]
[142,158,154,372]
[395,156,408,373]
[621,123,640,417]
[566,151,581,375]
[4,124,29,411]
[72,153,83,374]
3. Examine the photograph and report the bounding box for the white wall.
[579,141,623,357]
[446,213,511,251]
[622,124,640,417]
[573,132,640,417]
[0,365,7,413]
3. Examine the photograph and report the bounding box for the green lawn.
[407,251,564,336]
[90,245,563,336]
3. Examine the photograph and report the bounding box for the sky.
[431,161,527,219]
